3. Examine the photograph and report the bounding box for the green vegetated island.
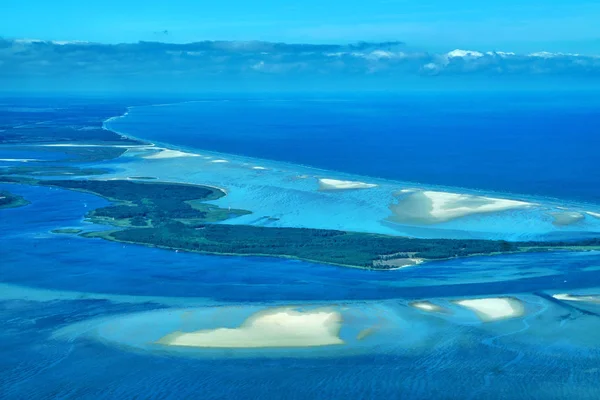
[3,176,600,270]
[0,190,30,209]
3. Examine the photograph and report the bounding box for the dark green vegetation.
[1,165,109,177]
[0,190,29,209]
[1,99,147,162]
[93,223,521,267]
[3,177,597,269]
[38,179,250,227]
[51,228,83,234]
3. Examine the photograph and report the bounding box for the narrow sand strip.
[454,297,524,321]
[587,211,600,219]
[0,158,39,162]
[553,294,600,303]
[157,307,344,348]
[318,178,378,191]
[210,159,229,163]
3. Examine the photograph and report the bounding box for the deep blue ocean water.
[108,92,600,203]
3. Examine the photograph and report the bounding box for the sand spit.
[318,178,378,191]
[157,307,344,348]
[549,211,585,226]
[553,294,600,303]
[389,190,532,224]
[454,297,525,321]
[144,149,200,159]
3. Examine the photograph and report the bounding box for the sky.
[3,0,600,54]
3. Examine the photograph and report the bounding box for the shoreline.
[101,105,600,214]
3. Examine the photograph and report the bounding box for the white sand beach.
[157,307,344,348]
[210,159,229,163]
[144,149,200,159]
[318,178,378,191]
[389,190,532,224]
[454,297,524,321]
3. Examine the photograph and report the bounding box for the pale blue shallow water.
[2,184,600,399]
[106,92,600,203]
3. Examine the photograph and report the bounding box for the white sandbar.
[252,166,267,170]
[454,297,524,321]
[318,178,378,191]
[157,307,344,348]
[553,294,600,303]
[390,190,531,224]
[587,211,600,219]
[410,301,444,313]
[210,159,229,163]
[144,149,200,159]
[0,158,39,162]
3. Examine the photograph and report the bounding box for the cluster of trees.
[110,222,521,268]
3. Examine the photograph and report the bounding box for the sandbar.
[553,294,600,303]
[587,211,600,219]
[389,190,531,224]
[157,307,344,348]
[410,301,444,313]
[144,149,200,159]
[454,297,524,321]
[211,159,229,163]
[318,178,378,191]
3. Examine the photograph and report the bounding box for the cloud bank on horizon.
[2,39,599,92]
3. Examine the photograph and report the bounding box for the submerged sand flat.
[454,297,525,321]
[389,190,532,224]
[550,211,585,226]
[319,178,378,191]
[157,307,344,348]
[0,158,39,162]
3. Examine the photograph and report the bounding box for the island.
[2,176,599,270]
[0,190,29,209]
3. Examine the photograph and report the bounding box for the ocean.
[2,93,600,399]
[107,91,600,203]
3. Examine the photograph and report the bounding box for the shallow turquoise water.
[2,184,600,399]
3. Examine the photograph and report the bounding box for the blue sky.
[3,0,600,53]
